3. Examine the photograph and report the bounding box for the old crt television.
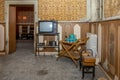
[38,20,58,34]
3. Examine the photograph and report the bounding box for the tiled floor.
[0,41,108,80]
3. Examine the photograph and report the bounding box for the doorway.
[9,5,34,53]
[5,0,38,54]
[16,5,34,51]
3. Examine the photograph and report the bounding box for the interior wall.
[38,0,86,21]
[58,22,90,40]
[104,0,120,19]
[0,0,4,22]
[90,20,120,80]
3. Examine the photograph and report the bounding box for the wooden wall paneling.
[108,22,116,77]
[95,20,120,79]
[104,23,112,77]
[104,23,109,65]
[100,23,109,69]
[92,23,99,56]
[114,21,120,79]
[106,23,114,78]
[90,23,98,34]
[58,22,90,40]
[80,23,90,38]
[94,23,99,35]
[101,23,106,64]
[113,21,119,77]
[65,22,74,36]
[100,24,103,64]
[59,22,74,40]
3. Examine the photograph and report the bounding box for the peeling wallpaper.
[0,0,4,22]
[104,0,120,18]
[38,0,86,21]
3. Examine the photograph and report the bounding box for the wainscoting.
[0,23,5,55]
[89,20,120,80]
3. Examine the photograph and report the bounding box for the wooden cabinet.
[16,6,34,40]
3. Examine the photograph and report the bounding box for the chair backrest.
[82,49,93,56]
[79,37,89,44]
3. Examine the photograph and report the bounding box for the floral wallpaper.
[104,0,120,18]
[0,0,4,22]
[38,0,86,21]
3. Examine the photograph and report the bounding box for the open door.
[9,6,16,53]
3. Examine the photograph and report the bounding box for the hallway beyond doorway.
[16,40,34,50]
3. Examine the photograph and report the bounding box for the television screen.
[38,20,57,34]
[39,22,53,32]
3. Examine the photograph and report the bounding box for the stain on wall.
[38,0,86,21]
[104,0,120,18]
[0,0,4,22]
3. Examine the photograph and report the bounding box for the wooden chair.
[57,37,89,67]
[79,49,96,79]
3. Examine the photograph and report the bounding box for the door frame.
[5,0,38,54]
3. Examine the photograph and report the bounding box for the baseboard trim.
[98,64,112,80]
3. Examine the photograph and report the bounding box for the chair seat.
[83,56,96,63]
[82,62,95,66]
[81,56,96,79]
[79,49,96,79]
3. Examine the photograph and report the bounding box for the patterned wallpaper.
[0,0,4,22]
[38,0,86,21]
[104,0,120,18]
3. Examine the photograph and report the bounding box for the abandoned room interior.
[0,0,120,80]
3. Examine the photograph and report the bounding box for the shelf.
[37,33,59,36]
[37,45,59,48]
[16,23,34,25]
[36,33,60,55]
